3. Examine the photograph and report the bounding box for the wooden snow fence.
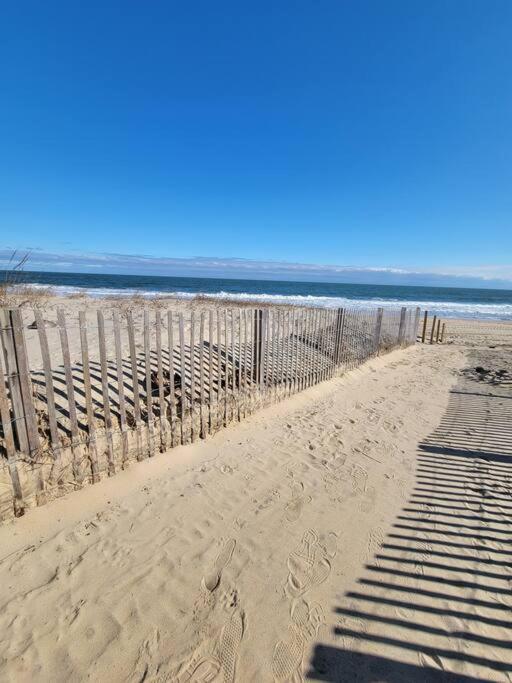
[0,304,420,519]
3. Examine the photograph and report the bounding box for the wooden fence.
[0,304,420,520]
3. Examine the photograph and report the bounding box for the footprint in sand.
[218,609,244,683]
[272,600,324,681]
[285,483,312,523]
[291,599,324,639]
[173,608,244,683]
[359,486,377,513]
[272,625,304,682]
[201,539,236,592]
[175,656,221,683]
[286,530,332,598]
[319,531,338,559]
[351,464,368,494]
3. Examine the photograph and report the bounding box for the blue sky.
[1,1,511,285]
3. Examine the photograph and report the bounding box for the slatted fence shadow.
[308,350,512,681]
[0,305,420,519]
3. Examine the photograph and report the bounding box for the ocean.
[3,270,512,321]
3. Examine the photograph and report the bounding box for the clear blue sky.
[1,1,511,276]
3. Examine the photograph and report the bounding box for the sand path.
[1,341,510,682]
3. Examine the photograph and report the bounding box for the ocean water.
[3,270,512,321]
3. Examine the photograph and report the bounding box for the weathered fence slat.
[279,310,286,393]
[167,310,177,446]
[216,310,223,431]
[113,311,129,468]
[199,312,206,438]
[155,311,167,452]
[0,344,25,516]
[190,311,197,441]
[270,309,277,400]
[299,309,307,391]
[34,311,60,461]
[421,310,428,343]
[230,309,236,420]
[237,310,242,420]
[312,308,318,381]
[222,309,228,426]
[57,309,80,460]
[0,309,30,454]
[144,310,155,455]
[178,313,189,444]
[305,308,313,388]
[325,309,332,381]
[126,311,144,460]
[278,310,284,397]
[316,309,323,384]
[97,310,116,474]
[11,309,40,457]
[323,309,331,382]
[207,310,214,431]
[398,307,407,346]
[242,309,249,417]
[260,309,267,394]
[298,310,305,390]
[328,309,336,380]
[374,307,384,355]
[302,309,309,388]
[430,315,437,345]
[79,310,100,481]
[287,309,294,395]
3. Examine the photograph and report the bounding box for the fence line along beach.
[0,294,420,519]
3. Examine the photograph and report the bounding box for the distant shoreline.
[2,270,512,321]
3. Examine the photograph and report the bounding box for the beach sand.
[0,299,511,681]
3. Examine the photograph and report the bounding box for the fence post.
[430,315,437,344]
[413,307,421,344]
[0,308,29,453]
[374,307,384,354]
[10,310,40,455]
[333,307,345,365]
[0,342,25,516]
[421,310,428,343]
[440,323,446,343]
[253,309,263,384]
[398,307,407,346]
[435,318,441,343]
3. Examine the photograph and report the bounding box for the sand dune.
[0,328,510,681]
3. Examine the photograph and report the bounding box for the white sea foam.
[22,283,512,320]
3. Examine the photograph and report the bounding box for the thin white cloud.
[0,247,511,288]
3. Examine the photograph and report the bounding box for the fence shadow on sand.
[307,350,512,682]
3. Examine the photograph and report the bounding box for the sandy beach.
[3,2,512,679]
[0,298,510,681]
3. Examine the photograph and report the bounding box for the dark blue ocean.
[4,270,512,320]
